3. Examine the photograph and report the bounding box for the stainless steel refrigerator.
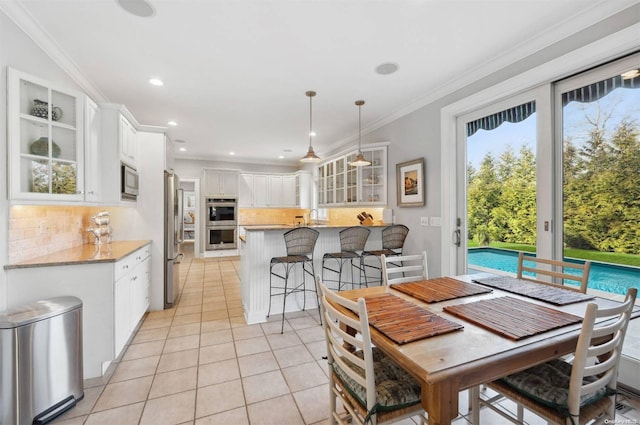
[164,170,184,308]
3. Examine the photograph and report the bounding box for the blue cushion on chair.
[500,358,611,414]
[332,347,421,412]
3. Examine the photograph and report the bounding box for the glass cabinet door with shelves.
[317,164,326,205]
[358,148,386,205]
[345,152,359,204]
[334,157,346,204]
[8,68,84,201]
[325,161,335,204]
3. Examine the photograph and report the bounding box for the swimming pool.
[468,247,639,296]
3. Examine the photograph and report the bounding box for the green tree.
[467,154,500,245]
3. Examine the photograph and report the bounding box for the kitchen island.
[240,224,386,324]
[4,240,152,379]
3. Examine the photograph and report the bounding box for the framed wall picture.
[396,158,425,207]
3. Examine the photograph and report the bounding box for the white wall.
[0,11,88,309]
[173,158,298,180]
[340,4,640,277]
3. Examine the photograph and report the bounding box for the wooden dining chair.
[316,277,427,425]
[517,252,591,293]
[471,287,637,425]
[380,252,428,285]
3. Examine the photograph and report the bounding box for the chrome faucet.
[308,209,319,225]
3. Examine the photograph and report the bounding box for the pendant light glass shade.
[348,100,371,167]
[300,91,321,163]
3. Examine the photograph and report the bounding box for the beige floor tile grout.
[53,251,638,425]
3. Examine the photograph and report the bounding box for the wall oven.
[206,197,238,250]
[206,226,238,250]
[206,197,237,225]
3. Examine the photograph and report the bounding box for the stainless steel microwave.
[121,163,139,200]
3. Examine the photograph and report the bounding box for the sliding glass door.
[454,53,639,288]
[456,88,552,274]
[555,53,640,277]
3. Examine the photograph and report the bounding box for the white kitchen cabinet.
[238,172,305,208]
[268,175,283,206]
[238,173,254,207]
[114,245,151,357]
[296,171,312,209]
[7,68,85,201]
[84,96,100,203]
[119,114,137,167]
[5,242,152,379]
[357,147,387,205]
[113,274,131,357]
[318,145,387,207]
[204,169,239,197]
[99,104,140,204]
[252,174,269,206]
[317,157,346,206]
[281,175,296,207]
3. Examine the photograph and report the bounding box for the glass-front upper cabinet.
[318,145,387,207]
[345,152,358,205]
[7,68,84,201]
[358,147,387,205]
[318,157,349,206]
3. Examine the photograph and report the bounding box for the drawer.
[114,245,151,281]
[132,245,151,263]
[115,255,136,281]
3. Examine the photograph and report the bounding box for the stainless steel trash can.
[0,296,84,425]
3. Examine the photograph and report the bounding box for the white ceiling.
[3,0,633,165]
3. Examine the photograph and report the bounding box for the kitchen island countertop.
[242,223,387,231]
[4,240,152,270]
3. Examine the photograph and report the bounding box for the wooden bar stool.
[267,227,320,333]
[321,226,370,291]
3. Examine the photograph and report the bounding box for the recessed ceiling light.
[621,69,640,80]
[278,155,285,159]
[168,120,177,126]
[179,147,186,152]
[229,152,235,156]
[309,131,317,137]
[375,62,399,75]
[149,78,163,86]
[117,0,155,18]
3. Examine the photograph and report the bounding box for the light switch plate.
[430,217,442,227]
[420,217,429,226]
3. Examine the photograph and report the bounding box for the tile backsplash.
[238,207,385,226]
[8,205,134,264]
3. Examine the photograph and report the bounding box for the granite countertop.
[4,240,152,270]
[242,223,387,231]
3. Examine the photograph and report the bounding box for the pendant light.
[300,90,321,163]
[348,100,371,167]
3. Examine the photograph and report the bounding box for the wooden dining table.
[334,273,638,425]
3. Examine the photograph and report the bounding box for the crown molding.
[0,0,108,103]
[326,0,639,153]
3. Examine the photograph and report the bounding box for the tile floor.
[52,253,639,425]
